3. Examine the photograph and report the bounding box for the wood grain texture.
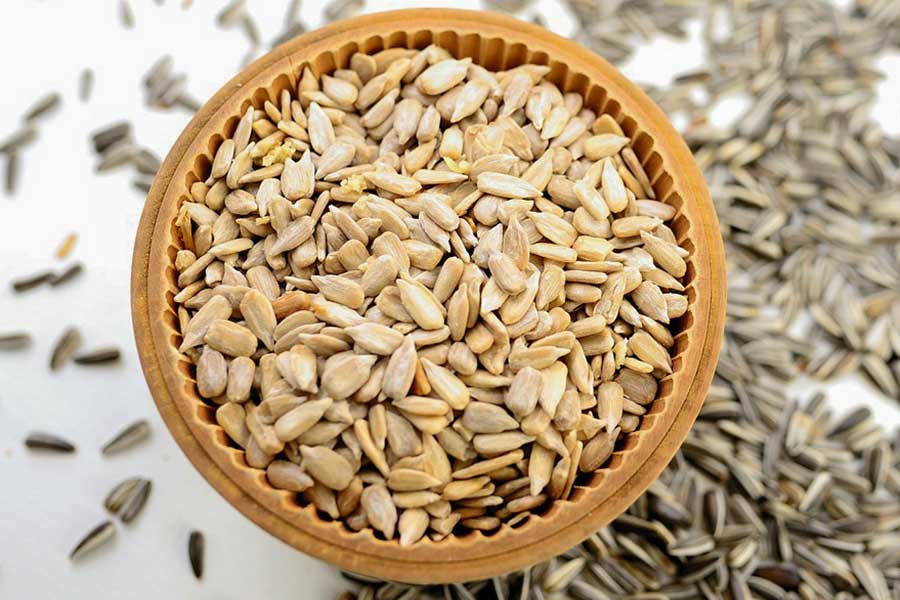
[131,8,726,584]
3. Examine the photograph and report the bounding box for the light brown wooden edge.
[132,8,726,584]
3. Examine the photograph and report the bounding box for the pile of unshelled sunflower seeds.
[174,42,688,543]
[339,0,900,598]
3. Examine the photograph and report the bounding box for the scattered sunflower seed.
[5,151,19,194]
[119,479,152,523]
[101,419,151,455]
[0,332,31,350]
[25,432,76,453]
[74,347,122,365]
[49,326,82,371]
[119,0,135,28]
[0,126,37,154]
[49,262,84,286]
[188,530,204,579]
[79,69,94,102]
[70,521,116,561]
[103,477,145,514]
[11,269,53,293]
[23,92,61,122]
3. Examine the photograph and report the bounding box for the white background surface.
[0,1,898,599]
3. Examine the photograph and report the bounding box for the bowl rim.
[132,8,726,584]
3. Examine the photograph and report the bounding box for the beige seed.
[307,102,334,154]
[447,341,478,375]
[528,443,555,495]
[299,445,353,491]
[274,397,332,442]
[360,484,397,539]
[393,491,441,509]
[611,216,662,238]
[382,336,417,400]
[387,469,442,492]
[180,295,231,352]
[311,274,365,309]
[397,507,429,546]
[321,352,377,399]
[416,58,470,95]
[204,320,257,357]
[488,254,526,295]
[397,278,445,330]
[632,281,670,324]
[344,322,404,355]
[385,410,423,458]
[629,330,672,373]
[442,476,491,501]
[473,432,534,454]
[505,366,543,417]
[421,358,469,410]
[583,134,629,160]
[553,389,580,431]
[597,381,624,431]
[266,460,314,492]
[365,169,422,197]
[239,289,276,351]
[354,419,389,477]
[539,361,567,417]
[216,402,249,447]
[432,257,464,303]
[245,404,284,455]
[421,193,460,231]
[360,255,399,297]
[601,158,628,212]
[580,427,619,471]
[225,356,255,403]
[641,231,687,277]
[509,345,569,371]
[452,449,524,479]
[393,396,450,417]
[461,401,519,434]
[477,172,541,199]
[276,345,317,392]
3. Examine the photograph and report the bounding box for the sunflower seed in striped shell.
[79,69,94,102]
[12,270,54,293]
[25,432,76,453]
[103,477,145,514]
[188,531,204,579]
[0,332,31,350]
[70,521,116,561]
[73,347,121,365]
[119,479,152,523]
[49,326,82,371]
[24,92,61,122]
[101,420,151,456]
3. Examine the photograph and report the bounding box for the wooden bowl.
[131,8,726,585]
